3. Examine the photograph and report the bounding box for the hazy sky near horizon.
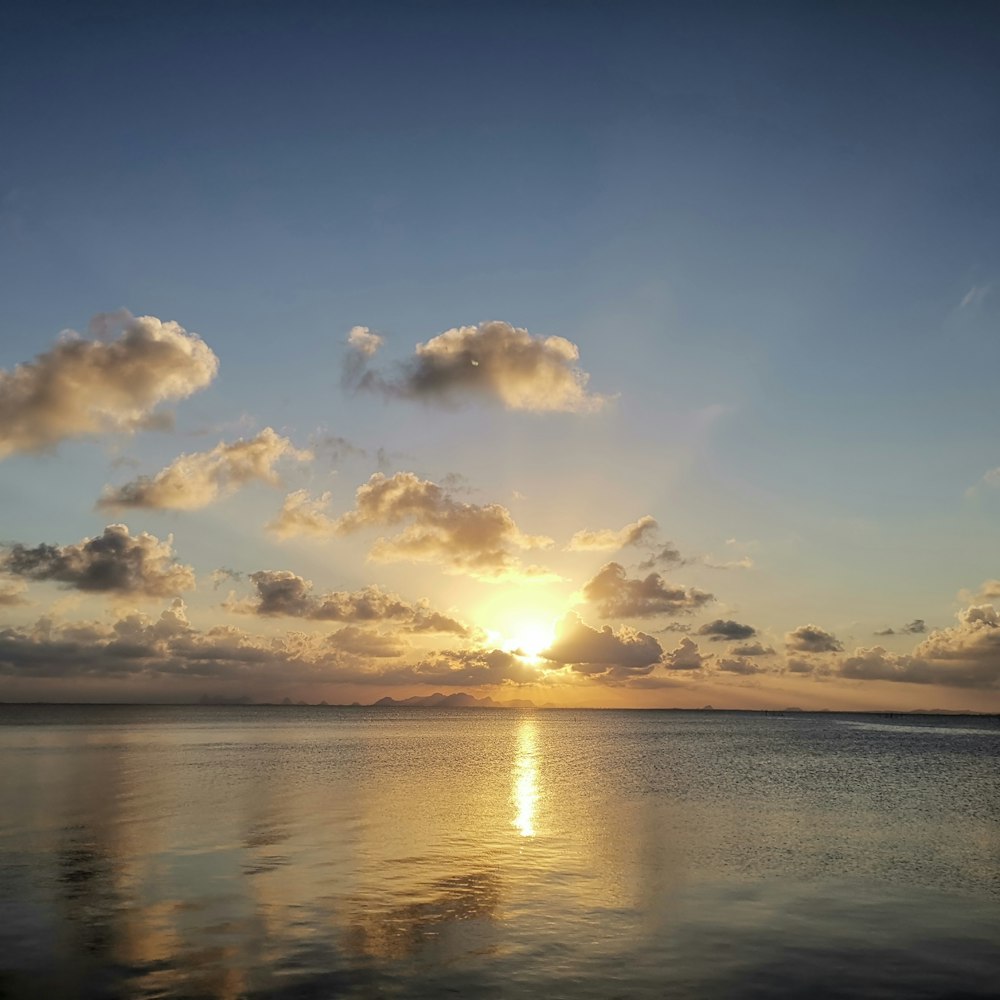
[1,1,999,709]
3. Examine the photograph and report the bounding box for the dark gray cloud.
[234,570,468,634]
[637,543,687,570]
[0,312,218,459]
[345,321,607,413]
[2,524,195,597]
[582,562,713,619]
[785,624,843,654]
[662,637,706,671]
[541,612,663,680]
[696,619,757,641]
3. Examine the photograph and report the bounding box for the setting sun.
[491,619,557,662]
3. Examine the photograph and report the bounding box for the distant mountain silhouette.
[373,692,536,709]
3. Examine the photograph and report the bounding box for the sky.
[1,1,999,709]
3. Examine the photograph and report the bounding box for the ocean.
[0,705,997,999]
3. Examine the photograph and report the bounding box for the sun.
[491,618,557,664]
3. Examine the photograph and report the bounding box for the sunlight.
[486,615,558,664]
[512,719,539,837]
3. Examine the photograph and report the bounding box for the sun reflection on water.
[512,719,539,838]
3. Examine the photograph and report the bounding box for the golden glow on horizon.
[512,719,538,837]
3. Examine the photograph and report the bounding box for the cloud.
[541,612,663,679]
[397,648,540,687]
[717,656,764,675]
[565,515,658,552]
[785,624,843,653]
[582,562,713,618]
[696,619,757,641]
[0,580,28,606]
[0,312,219,459]
[347,326,384,358]
[1,524,195,597]
[333,472,555,582]
[637,543,687,570]
[959,284,991,309]
[663,637,706,671]
[326,626,407,659]
[268,490,339,538]
[0,605,531,692]
[234,570,468,634]
[346,321,607,413]
[98,428,312,510]
[960,580,1000,603]
[729,641,774,657]
[874,619,926,637]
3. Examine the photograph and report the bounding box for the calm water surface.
[0,707,997,999]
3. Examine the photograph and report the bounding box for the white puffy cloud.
[346,320,607,413]
[347,326,384,357]
[331,472,555,582]
[582,562,713,618]
[0,312,218,458]
[840,605,1000,689]
[565,515,658,552]
[98,428,312,510]
[541,612,663,680]
[785,624,843,653]
[234,570,468,634]
[1,524,195,597]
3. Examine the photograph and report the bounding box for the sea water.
[0,706,997,998]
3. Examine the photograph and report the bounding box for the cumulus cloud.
[333,472,555,581]
[785,624,843,653]
[729,641,774,657]
[347,326,384,358]
[565,515,658,552]
[268,490,339,538]
[346,321,607,413]
[234,570,468,634]
[582,562,713,619]
[663,637,706,671]
[696,619,757,641]
[717,656,764,675]
[0,605,542,696]
[541,612,663,680]
[960,580,1000,603]
[0,312,219,459]
[1,524,195,597]
[841,605,1000,689]
[398,648,540,687]
[98,428,312,510]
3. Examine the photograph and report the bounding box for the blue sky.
[1,2,998,707]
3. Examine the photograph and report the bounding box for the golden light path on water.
[512,718,539,837]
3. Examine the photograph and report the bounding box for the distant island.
[373,692,539,709]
